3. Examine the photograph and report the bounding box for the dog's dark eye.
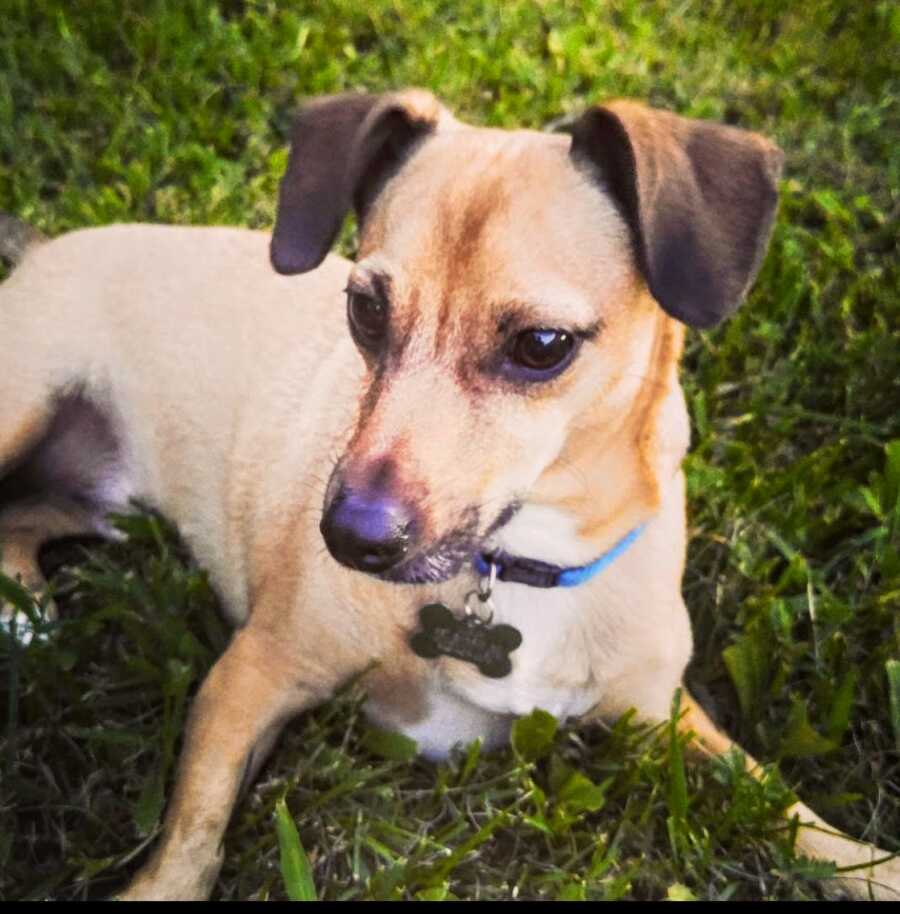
[347,291,388,351]
[507,329,577,379]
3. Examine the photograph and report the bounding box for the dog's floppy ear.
[271,90,443,275]
[569,101,784,328]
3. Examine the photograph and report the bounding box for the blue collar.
[473,523,646,589]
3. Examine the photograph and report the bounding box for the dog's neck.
[494,309,689,569]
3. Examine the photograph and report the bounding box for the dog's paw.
[862,853,900,902]
[114,844,224,901]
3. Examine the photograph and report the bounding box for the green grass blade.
[668,689,688,823]
[887,660,900,752]
[666,689,689,862]
[275,797,317,901]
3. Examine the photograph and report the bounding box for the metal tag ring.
[478,560,498,601]
[463,589,494,624]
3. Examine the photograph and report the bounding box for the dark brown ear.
[569,101,784,328]
[270,90,443,275]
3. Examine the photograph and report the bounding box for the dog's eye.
[507,329,577,379]
[347,291,388,351]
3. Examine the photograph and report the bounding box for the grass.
[1,0,898,901]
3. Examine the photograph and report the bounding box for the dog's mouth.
[376,533,475,584]
[371,500,522,585]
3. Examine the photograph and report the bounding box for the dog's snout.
[321,488,416,574]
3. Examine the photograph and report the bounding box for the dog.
[1,89,898,900]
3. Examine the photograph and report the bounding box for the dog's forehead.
[359,125,636,317]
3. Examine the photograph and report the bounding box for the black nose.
[321,488,416,574]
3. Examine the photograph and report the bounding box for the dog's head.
[271,90,783,583]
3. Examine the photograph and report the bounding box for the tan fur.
[1,93,897,900]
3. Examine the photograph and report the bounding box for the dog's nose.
[321,488,416,574]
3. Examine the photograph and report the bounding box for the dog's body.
[1,91,898,899]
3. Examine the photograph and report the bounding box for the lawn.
[1,0,898,901]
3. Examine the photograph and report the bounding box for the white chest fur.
[376,506,614,760]
[393,581,604,759]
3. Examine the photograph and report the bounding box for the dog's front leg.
[675,689,900,900]
[118,619,326,901]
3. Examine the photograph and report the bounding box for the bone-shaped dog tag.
[409,602,522,678]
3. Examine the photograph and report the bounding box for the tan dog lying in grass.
[1,90,897,900]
